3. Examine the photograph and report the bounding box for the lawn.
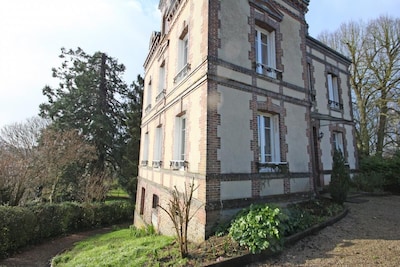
[52,198,344,266]
[51,228,187,266]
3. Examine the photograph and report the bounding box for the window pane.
[183,39,188,65]
[180,118,186,160]
[264,128,271,154]
[264,116,270,128]
[261,32,268,45]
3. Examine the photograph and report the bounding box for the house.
[134,0,358,242]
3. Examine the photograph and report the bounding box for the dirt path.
[248,195,400,266]
[0,223,130,267]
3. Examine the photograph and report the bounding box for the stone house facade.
[134,0,358,242]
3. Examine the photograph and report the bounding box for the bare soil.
[248,195,400,267]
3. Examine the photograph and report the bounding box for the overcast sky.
[0,0,399,128]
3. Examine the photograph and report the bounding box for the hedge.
[0,200,133,259]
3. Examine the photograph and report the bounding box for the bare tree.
[318,15,400,156]
[0,117,48,205]
[158,180,200,258]
[36,128,96,203]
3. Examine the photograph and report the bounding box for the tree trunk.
[376,95,388,156]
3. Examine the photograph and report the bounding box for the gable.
[249,0,284,22]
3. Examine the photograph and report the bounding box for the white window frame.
[257,114,280,164]
[153,126,163,167]
[158,64,165,94]
[145,80,152,112]
[178,34,189,72]
[255,27,276,79]
[333,131,344,154]
[142,132,149,166]
[327,74,340,109]
[174,116,186,161]
[156,64,166,102]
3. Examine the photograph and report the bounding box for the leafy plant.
[229,204,283,254]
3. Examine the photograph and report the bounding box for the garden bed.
[154,198,346,266]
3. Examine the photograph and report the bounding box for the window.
[171,116,187,170]
[175,116,186,161]
[255,27,277,78]
[153,126,163,168]
[152,194,159,209]
[179,35,189,70]
[333,131,344,154]
[139,187,145,215]
[257,114,280,163]
[307,63,316,103]
[156,63,166,102]
[174,30,190,83]
[142,132,149,166]
[327,74,341,110]
[145,80,152,113]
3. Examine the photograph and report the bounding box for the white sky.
[0,0,399,128]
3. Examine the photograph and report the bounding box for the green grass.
[107,188,130,198]
[52,228,187,267]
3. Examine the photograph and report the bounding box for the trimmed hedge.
[0,201,133,259]
[355,151,400,193]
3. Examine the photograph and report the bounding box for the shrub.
[279,207,314,236]
[354,151,400,194]
[329,149,350,204]
[0,206,37,258]
[351,172,386,192]
[0,200,133,259]
[229,204,283,254]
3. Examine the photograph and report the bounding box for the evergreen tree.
[329,149,350,204]
[39,47,133,197]
[118,75,144,198]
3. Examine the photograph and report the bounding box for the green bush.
[329,150,350,204]
[354,151,400,193]
[0,206,37,258]
[0,200,133,259]
[229,204,283,254]
[279,207,314,236]
[351,172,386,192]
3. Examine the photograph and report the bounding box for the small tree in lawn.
[158,179,200,258]
[329,149,350,204]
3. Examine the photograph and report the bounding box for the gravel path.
[248,195,400,266]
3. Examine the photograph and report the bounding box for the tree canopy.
[39,47,143,199]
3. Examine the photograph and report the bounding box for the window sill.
[174,63,191,84]
[155,89,166,102]
[328,100,343,111]
[256,63,282,80]
[152,161,163,169]
[257,162,289,174]
[170,160,188,171]
[141,160,149,166]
